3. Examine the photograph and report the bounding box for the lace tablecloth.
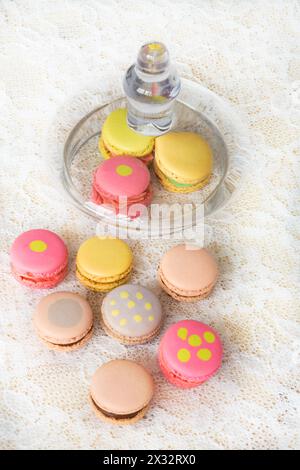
[0,0,299,450]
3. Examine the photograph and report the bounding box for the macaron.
[10,229,68,289]
[91,156,152,218]
[99,108,155,165]
[76,237,133,292]
[154,131,213,192]
[158,244,218,301]
[89,359,154,424]
[159,319,222,388]
[33,291,93,351]
[101,284,163,345]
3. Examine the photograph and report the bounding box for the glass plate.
[62,78,250,236]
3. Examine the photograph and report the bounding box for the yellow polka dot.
[204,331,215,344]
[116,164,133,177]
[145,303,152,310]
[128,300,135,309]
[119,318,127,326]
[177,327,188,341]
[109,299,116,306]
[133,314,142,323]
[111,309,120,317]
[136,292,143,300]
[197,349,212,361]
[29,240,47,252]
[148,315,154,321]
[120,291,129,299]
[188,334,202,347]
[177,348,191,363]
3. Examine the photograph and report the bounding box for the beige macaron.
[89,359,154,424]
[158,244,218,301]
[33,291,94,351]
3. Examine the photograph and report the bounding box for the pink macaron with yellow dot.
[159,319,222,388]
[91,155,152,218]
[10,229,68,288]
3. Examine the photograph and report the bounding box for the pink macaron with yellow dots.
[10,229,68,289]
[91,155,152,218]
[159,320,222,388]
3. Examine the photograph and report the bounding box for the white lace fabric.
[0,0,299,450]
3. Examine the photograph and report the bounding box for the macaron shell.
[160,320,222,382]
[101,284,163,342]
[101,108,154,157]
[93,156,150,198]
[34,291,93,344]
[10,229,68,275]
[91,360,154,415]
[76,237,133,280]
[160,245,218,294]
[155,132,212,183]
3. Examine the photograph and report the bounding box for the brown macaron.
[33,291,93,351]
[89,359,154,424]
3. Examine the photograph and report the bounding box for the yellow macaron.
[99,108,155,164]
[154,132,213,193]
[76,237,133,292]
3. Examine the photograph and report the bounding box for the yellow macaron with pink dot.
[101,284,163,344]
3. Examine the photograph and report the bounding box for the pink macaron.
[10,229,68,288]
[91,156,152,218]
[159,320,222,388]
